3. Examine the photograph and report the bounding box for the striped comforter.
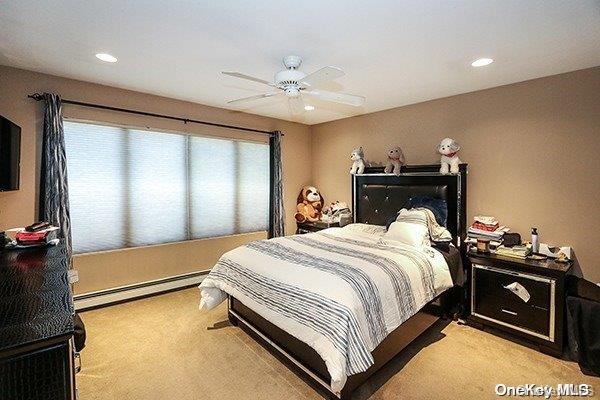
[199,226,453,393]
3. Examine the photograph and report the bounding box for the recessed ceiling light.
[471,58,493,67]
[304,105,315,111]
[95,53,117,63]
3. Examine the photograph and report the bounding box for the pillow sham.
[383,208,431,247]
[342,223,386,236]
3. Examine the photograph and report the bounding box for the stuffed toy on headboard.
[294,186,324,223]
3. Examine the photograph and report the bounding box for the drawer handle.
[501,308,517,316]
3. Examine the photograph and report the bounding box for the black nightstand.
[467,250,573,357]
[296,220,340,234]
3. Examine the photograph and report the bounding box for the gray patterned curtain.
[269,131,285,238]
[39,93,72,255]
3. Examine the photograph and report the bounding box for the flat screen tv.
[0,115,21,191]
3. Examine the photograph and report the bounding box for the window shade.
[64,121,269,253]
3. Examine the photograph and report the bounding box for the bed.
[200,164,467,399]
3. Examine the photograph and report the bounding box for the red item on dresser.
[16,231,48,243]
[471,221,499,232]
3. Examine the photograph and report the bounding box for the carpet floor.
[77,288,598,399]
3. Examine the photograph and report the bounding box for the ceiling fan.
[222,55,365,114]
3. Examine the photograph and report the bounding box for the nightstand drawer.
[472,264,555,341]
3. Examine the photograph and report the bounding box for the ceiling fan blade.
[288,96,305,115]
[227,92,281,104]
[222,71,274,86]
[304,89,365,106]
[300,66,345,87]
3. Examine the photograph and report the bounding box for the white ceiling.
[1,1,599,125]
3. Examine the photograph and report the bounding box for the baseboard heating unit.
[74,270,208,311]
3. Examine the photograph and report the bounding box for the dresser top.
[467,250,573,274]
[0,244,74,354]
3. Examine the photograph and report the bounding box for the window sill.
[72,230,267,257]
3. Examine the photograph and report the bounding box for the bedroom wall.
[311,67,600,282]
[0,65,312,294]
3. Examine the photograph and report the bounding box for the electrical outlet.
[68,269,79,284]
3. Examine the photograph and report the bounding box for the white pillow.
[384,209,431,247]
[342,223,386,236]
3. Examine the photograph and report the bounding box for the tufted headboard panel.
[352,164,467,248]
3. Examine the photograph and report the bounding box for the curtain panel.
[269,131,285,238]
[39,93,72,256]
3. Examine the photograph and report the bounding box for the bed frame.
[228,164,468,399]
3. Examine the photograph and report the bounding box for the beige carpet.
[77,288,598,399]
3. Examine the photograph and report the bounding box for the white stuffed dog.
[384,146,405,175]
[349,147,366,175]
[438,138,461,174]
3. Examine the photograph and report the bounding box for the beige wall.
[312,67,600,282]
[0,65,312,294]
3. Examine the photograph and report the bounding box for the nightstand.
[296,220,339,234]
[467,250,573,357]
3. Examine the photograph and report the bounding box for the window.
[64,121,269,253]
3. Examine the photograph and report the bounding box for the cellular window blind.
[64,121,269,254]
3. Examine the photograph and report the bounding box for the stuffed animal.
[349,147,366,175]
[384,146,405,175]
[438,137,462,174]
[294,186,324,223]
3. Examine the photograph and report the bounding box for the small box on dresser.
[467,250,573,357]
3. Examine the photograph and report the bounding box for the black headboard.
[352,164,467,248]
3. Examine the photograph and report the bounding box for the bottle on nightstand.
[531,227,539,254]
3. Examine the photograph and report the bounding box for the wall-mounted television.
[0,115,21,191]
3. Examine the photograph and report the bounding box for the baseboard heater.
[74,270,209,311]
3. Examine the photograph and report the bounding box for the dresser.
[0,243,76,400]
[468,250,573,357]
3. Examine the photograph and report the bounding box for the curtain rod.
[27,93,281,136]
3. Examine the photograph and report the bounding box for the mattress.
[199,225,453,393]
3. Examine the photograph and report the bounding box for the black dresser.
[0,243,76,400]
[468,250,573,357]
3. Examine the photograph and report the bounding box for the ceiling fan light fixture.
[284,87,300,97]
[304,105,315,111]
[471,58,493,67]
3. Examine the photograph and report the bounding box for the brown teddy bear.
[294,186,324,223]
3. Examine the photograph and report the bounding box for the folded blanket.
[414,207,452,242]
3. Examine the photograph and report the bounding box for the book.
[471,221,500,232]
[14,226,59,245]
[495,244,531,259]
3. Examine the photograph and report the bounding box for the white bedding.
[199,225,452,393]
